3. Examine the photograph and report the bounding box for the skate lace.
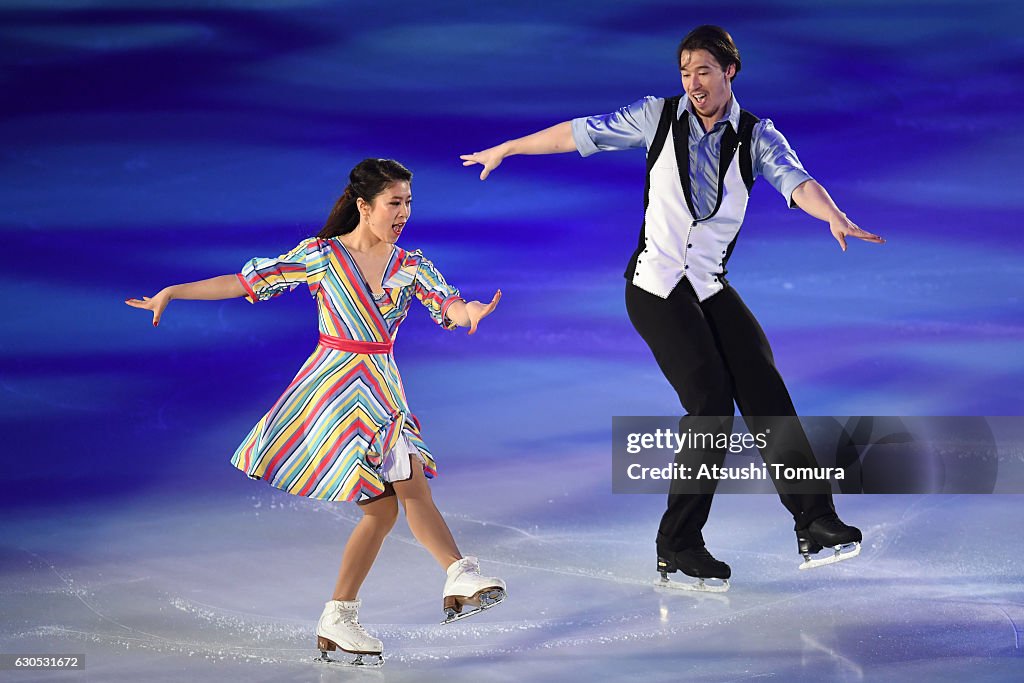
[335,609,371,638]
[456,557,480,575]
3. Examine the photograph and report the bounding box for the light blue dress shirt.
[571,95,813,217]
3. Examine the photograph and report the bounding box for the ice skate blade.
[314,636,383,667]
[798,542,861,570]
[440,588,506,624]
[313,650,384,667]
[653,575,730,593]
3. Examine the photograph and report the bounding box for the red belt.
[318,333,393,354]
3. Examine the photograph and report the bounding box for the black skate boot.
[796,513,862,570]
[655,545,731,593]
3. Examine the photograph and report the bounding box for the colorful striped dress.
[231,237,463,502]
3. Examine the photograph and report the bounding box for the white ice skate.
[441,556,506,624]
[313,599,384,667]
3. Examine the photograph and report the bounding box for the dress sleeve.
[570,96,659,157]
[238,237,320,303]
[413,254,463,330]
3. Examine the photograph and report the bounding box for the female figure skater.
[126,158,505,666]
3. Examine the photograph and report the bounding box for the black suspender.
[737,110,759,192]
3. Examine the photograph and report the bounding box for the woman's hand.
[464,290,502,335]
[125,289,172,327]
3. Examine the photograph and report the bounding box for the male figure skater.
[460,25,883,587]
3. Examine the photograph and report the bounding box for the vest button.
[684,265,689,270]
[687,243,692,248]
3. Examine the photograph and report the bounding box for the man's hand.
[460,144,509,181]
[829,215,885,252]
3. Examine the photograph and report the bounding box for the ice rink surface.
[4,459,1022,682]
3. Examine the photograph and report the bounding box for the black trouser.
[625,278,835,553]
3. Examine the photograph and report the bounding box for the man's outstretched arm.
[792,180,886,252]
[460,122,576,180]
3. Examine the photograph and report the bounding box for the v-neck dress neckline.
[335,239,398,298]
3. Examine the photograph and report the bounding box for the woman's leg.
[392,457,462,569]
[332,492,399,600]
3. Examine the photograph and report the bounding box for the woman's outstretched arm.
[125,274,247,327]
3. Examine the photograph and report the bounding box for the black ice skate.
[654,545,731,593]
[796,513,862,570]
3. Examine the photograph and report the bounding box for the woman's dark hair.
[676,25,741,82]
[317,158,413,239]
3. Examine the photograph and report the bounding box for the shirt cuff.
[782,173,814,209]
[571,117,601,158]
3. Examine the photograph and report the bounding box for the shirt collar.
[680,93,741,132]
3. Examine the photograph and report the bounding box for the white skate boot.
[441,556,507,624]
[313,599,384,667]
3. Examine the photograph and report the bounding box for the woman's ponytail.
[317,185,360,239]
